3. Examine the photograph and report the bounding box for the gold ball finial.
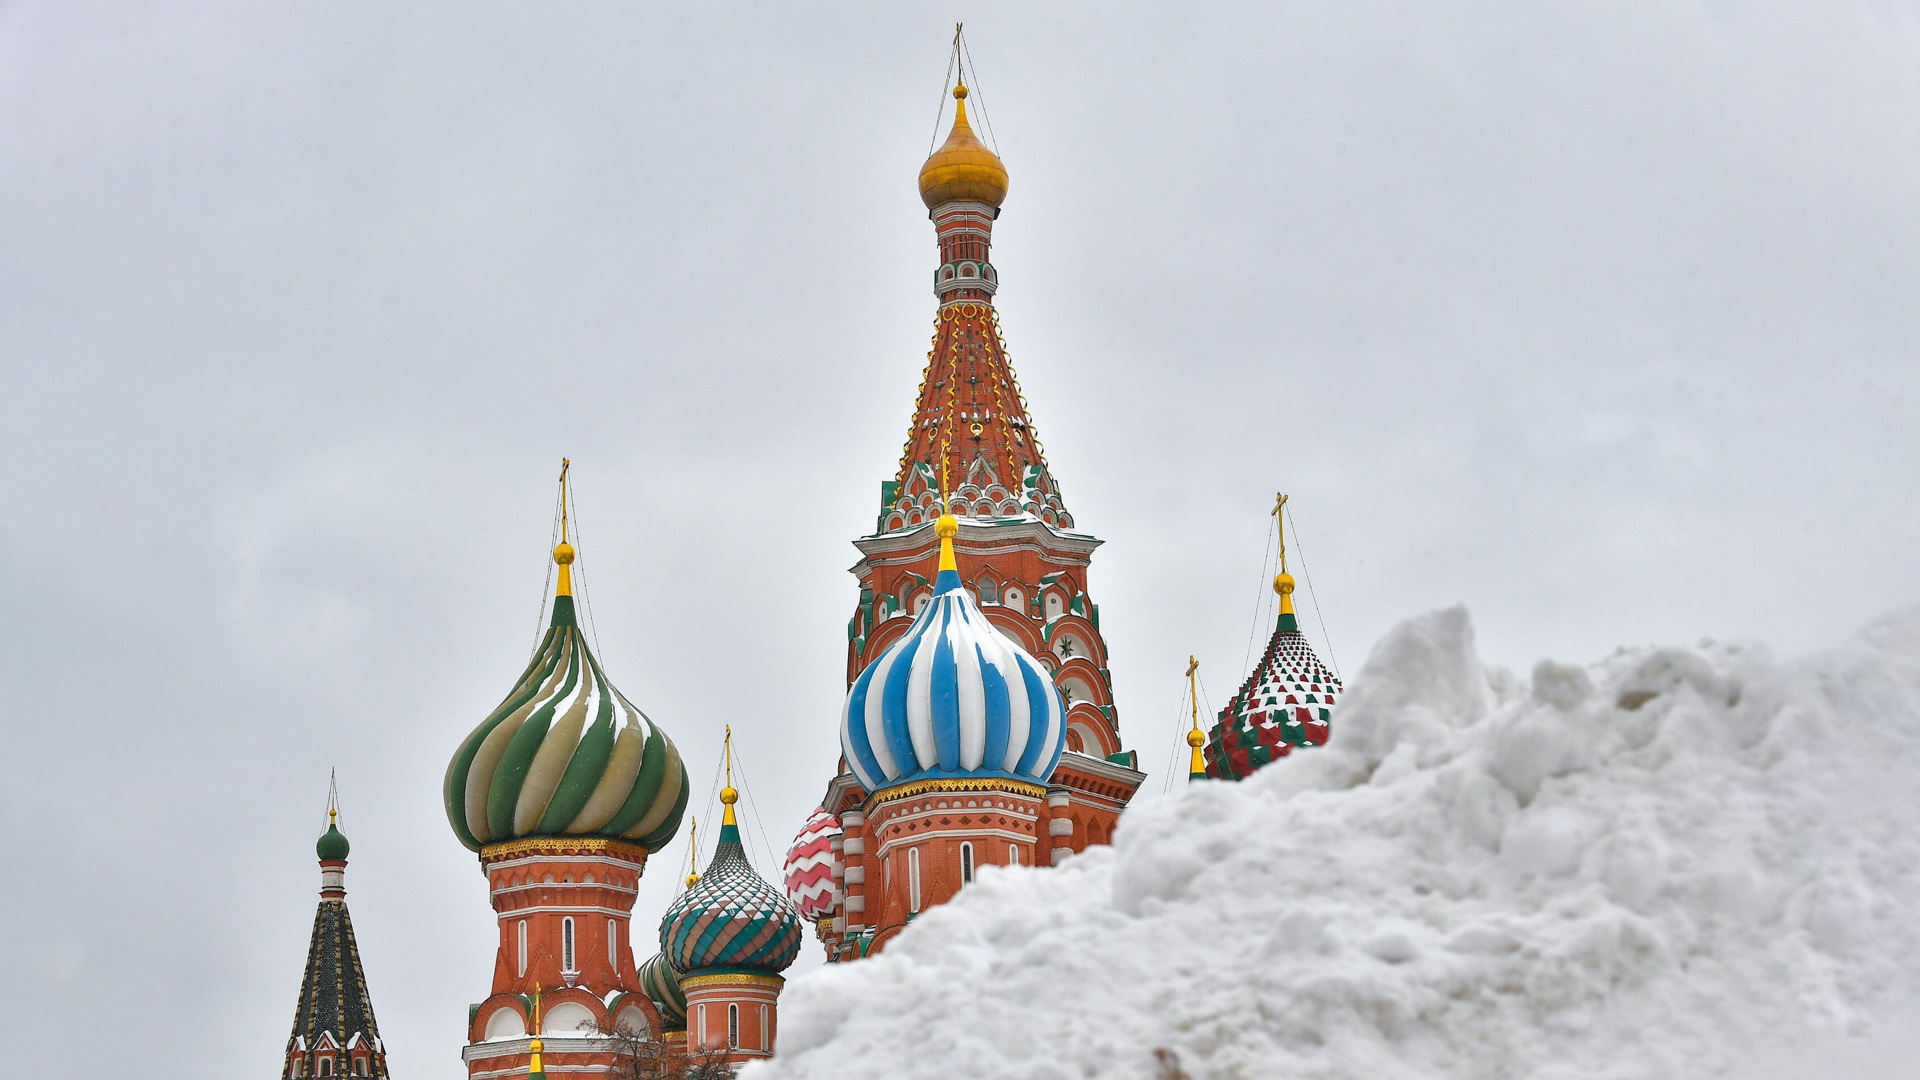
[720,786,738,806]
[936,514,959,539]
[1186,728,1205,748]
[685,872,700,888]
[954,83,968,100]
[1274,572,1296,596]
[554,542,576,566]
[530,1038,544,1053]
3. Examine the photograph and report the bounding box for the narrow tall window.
[760,1004,769,1050]
[1010,842,1020,866]
[562,916,576,971]
[608,918,617,969]
[908,847,922,913]
[728,1003,740,1049]
[517,920,528,977]
[318,1059,333,1077]
[698,1005,708,1049]
[960,841,975,885]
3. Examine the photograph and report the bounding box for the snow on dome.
[840,516,1066,793]
[762,605,1920,1079]
[782,807,840,922]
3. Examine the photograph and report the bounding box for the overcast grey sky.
[2,3,1917,1077]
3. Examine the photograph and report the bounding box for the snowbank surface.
[753,606,1920,1080]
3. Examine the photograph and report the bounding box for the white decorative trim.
[841,837,865,856]
[1051,848,1072,867]
[495,905,634,919]
[1048,818,1074,837]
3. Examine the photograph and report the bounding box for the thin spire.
[553,459,575,599]
[1186,657,1207,782]
[326,767,339,826]
[685,816,700,888]
[1272,492,1295,621]
[720,726,739,830]
[529,983,546,1079]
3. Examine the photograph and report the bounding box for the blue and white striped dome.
[840,517,1066,792]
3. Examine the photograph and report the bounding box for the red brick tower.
[819,69,1145,961]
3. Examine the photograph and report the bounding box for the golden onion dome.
[918,84,1009,209]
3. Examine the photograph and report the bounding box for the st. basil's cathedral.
[277,52,1341,1080]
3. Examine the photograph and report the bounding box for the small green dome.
[317,822,351,862]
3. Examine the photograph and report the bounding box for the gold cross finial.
[1272,492,1289,574]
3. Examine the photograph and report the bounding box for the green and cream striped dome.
[444,541,689,853]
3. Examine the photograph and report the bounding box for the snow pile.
[754,606,1920,1079]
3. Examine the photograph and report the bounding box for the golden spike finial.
[685,816,700,888]
[553,459,576,598]
[1186,657,1207,779]
[720,725,739,827]
[1271,492,1295,615]
[529,983,545,1066]
[326,767,339,825]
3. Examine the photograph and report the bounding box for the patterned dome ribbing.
[781,807,839,922]
[659,816,804,976]
[1204,607,1339,780]
[637,952,686,1030]
[841,515,1066,793]
[443,530,690,852]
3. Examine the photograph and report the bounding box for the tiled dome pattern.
[1205,617,1340,780]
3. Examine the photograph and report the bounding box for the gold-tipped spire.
[720,725,739,828]
[553,459,575,598]
[1271,492,1294,616]
[1186,657,1207,781]
[684,816,700,888]
[529,983,546,1075]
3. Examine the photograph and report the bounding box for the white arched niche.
[484,1006,526,1040]
[543,1001,598,1036]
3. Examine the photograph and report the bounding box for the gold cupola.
[918,84,1009,209]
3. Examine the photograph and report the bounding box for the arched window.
[317,1058,333,1077]
[562,916,576,972]
[1003,586,1023,611]
[978,578,1000,604]
[912,592,930,615]
[697,1004,708,1049]
[1010,842,1020,866]
[960,841,975,885]
[728,1003,740,1048]
[908,847,922,913]
[760,1004,770,1050]
[353,1058,368,1076]
[1045,591,1065,619]
[516,920,528,977]
[608,918,617,969]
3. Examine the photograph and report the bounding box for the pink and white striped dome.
[781,806,840,922]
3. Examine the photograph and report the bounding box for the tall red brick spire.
[877,82,1072,535]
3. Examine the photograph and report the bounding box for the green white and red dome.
[660,805,804,976]
[443,544,690,852]
[1204,596,1339,780]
